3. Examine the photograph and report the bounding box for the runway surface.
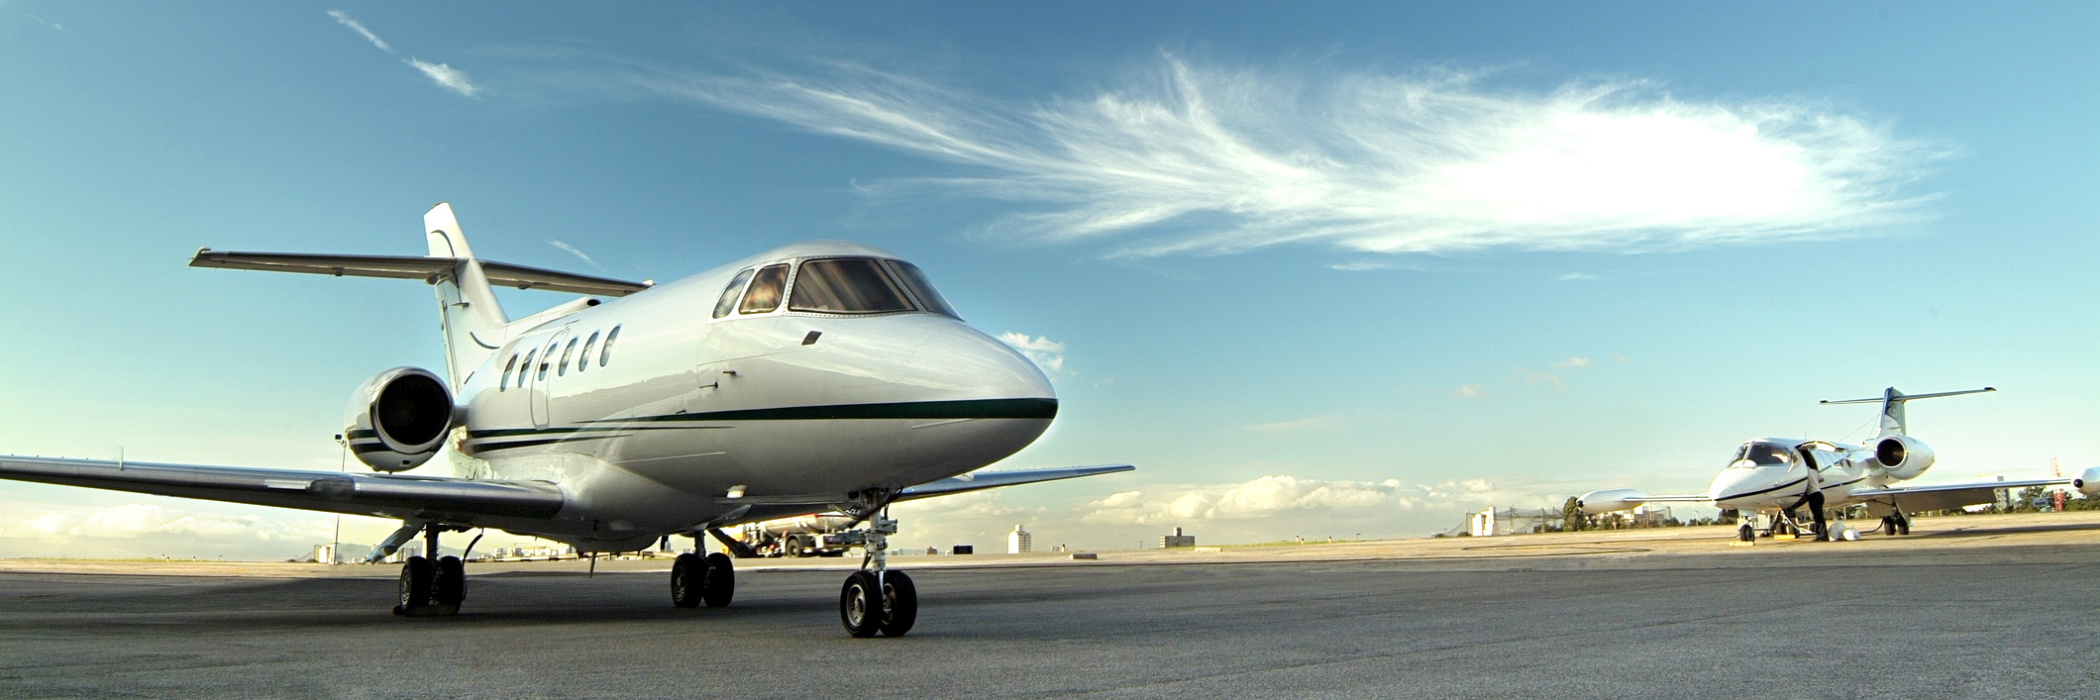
[5,515,2099,699]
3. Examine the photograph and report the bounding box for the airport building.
[1008,524,1032,554]
[1161,526,1195,548]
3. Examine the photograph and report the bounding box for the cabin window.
[884,259,958,319]
[538,341,558,381]
[558,338,578,376]
[600,325,621,367]
[739,264,789,314]
[712,269,755,319]
[518,350,536,387]
[501,353,518,391]
[789,258,913,314]
[579,332,600,372]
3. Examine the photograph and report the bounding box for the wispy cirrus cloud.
[326,10,480,98]
[630,56,1944,259]
[546,239,605,271]
[327,10,389,51]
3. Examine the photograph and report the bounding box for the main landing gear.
[396,523,466,617]
[1879,510,1912,536]
[670,550,734,608]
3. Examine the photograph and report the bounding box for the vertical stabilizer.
[423,203,510,390]
[1820,386,1996,439]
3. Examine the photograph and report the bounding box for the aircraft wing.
[0,455,564,522]
[189,250,653,297]
[1575,488,1711,514]
[1850,477,2070,513]
[897,464,1136,501]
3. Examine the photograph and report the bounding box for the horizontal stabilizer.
[190,249,653,297]
[0,455,565,521]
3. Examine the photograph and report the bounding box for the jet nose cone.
[902,322,1056,403]
[1708,469,1770,507]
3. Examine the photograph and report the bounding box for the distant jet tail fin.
[1821,386,1995,438]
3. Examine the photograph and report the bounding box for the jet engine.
[1873,435,1935,480]
[1575,488,1649,515]
[343,367,456,472]
[2073,466,2100,498]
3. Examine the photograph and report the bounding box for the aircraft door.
[529,329,569,429]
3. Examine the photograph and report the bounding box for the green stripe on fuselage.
[466,397,1056,439]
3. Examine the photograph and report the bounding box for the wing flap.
[0,456,564,521]
[1851,477,2068,512]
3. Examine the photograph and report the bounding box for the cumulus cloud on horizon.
[1078,474,1546,527]
[631,56,1944,259]
[999,332,1067,375]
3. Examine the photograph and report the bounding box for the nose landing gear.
[832,513,916,637]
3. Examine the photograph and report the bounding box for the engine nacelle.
[1576,488,1648,515]
[1873,435,1936,480]
[343,367,456,472]
[2073,466,2100,498]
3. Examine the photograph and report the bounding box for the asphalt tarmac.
[4,514,2099,699]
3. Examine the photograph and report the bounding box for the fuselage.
[445,241,1055,549]
[1706,438,1892,514]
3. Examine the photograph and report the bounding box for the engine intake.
[1874,435,1936,481]
[344,367,456,472]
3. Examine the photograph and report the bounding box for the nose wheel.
[831,512,917,637]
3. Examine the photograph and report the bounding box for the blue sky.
[3,2,2096,558]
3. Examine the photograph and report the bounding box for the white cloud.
[327,10,391,52]
[1080,475,1551,526]
[1242,417,1330,432]
[999,332,1067,374]
[1551,356,1592,369]
[546,240,605,271]
[1558,273,1601,281]
[635,57,1943,259]
[1452,384,1491,399]
[11,502,329,541]
[1514,369,1566,390]
[407,58,481,98]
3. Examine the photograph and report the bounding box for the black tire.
[878,570,917,637]
[434,556,466,611]
[398,556,435,616]
[1896,516,1910,536]
[841,571,882,637]
[670,553,704,608]
[703,553,735,608]
[1737,524,1755,542]
[1881,516,1897,536]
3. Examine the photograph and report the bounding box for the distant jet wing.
[189,250,653,297]
[897,464,1135,501]
[0,456,564,522]
[1850,477,2069,513]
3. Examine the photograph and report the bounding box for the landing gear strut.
[395,522,465,617]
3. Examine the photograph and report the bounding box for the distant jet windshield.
[1730,441,1795,468]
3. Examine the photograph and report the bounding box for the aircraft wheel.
[702,552,735,608]
[841,571,882,637]
[434,555,465,614]
[1737,524,1755,542]
[1896,516,1910,536]
[397,556,436,617]
[1881,516,1898,536]
[670,553,705,608]
[879,570,917,637]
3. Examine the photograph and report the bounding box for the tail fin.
[1821,386,1995,437]
[423,203,509,389]
[190,202,653,391]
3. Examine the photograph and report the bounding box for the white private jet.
[1577,387,2085,542]
[0,203,1132,637]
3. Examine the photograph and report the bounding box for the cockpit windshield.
[789,258,914,314]
[1730,441,1795,468]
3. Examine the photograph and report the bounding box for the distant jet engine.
[2074,466,2100,498]
[1873,436,1935,480]
[343,367,456,472]
[1575,488,1649,515]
